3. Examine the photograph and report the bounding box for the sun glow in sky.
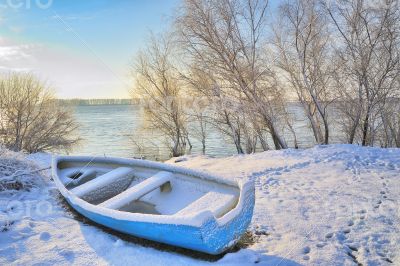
[0,0,180,99]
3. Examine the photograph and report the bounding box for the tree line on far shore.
[58,99,135,106]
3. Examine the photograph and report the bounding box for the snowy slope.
[0,145,399,265]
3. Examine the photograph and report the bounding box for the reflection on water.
[70,104,343,160]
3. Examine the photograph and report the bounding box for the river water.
[70,104,343,160]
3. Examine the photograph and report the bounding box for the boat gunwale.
[52,155,254,228]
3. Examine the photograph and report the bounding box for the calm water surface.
[70,104,343,160]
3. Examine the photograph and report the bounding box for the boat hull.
[53,156,255,254]
[66,188,254,254]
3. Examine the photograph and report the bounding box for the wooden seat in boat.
[175,191,237,218]
[99,171,173,210]
[71,167,134,197]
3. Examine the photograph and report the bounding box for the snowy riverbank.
[0,145,399,265]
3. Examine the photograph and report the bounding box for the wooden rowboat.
[52,156,255,254]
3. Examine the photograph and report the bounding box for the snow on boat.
[52,156,255,255]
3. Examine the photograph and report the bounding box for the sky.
[0,0,180,99]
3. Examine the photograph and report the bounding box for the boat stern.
[199,179,255,254]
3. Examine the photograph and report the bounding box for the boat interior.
[56,160,240,219]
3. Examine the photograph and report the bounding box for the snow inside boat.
[52,156,255,254]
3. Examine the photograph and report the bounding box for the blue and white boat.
[52,156,255,254]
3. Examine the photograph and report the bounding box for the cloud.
[0,38,129,99]
[0,42,33,61]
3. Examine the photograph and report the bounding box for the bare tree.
[131,34,189,157]
[0,73,80,153]
[182,81,210,154]
[326,0,400,145]
[275,0,334,145]
[191,109,208,154]
[249,112,270,151]
[380,98,400,147]
[177,0,288,150]
[182,65,246,153]
[209,89,247,154]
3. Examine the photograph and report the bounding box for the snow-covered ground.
[0,145,399,265]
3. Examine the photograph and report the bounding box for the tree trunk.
[323,117,329,145]
[362,108,370,146]
[306,112,323,144]
[233,131,244,154]
[257,131,269,151]
[348,106,362,144]
[261,114,287,150]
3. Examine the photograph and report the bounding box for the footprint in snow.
[325,232,333,239]
[377,252,394,264]
[383,257,394,264]
[347,251,359,264]
[346,245,358,252]
[374,199,382,209]
[347,220,354,226]
[59,250,75,262]
[19,226,33,235]
[336,231,348,242]
[302,246,311,254]
[358,209,367,219]
[343,228,351,234]
[40,232,51,241]
[345,243,362,265]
